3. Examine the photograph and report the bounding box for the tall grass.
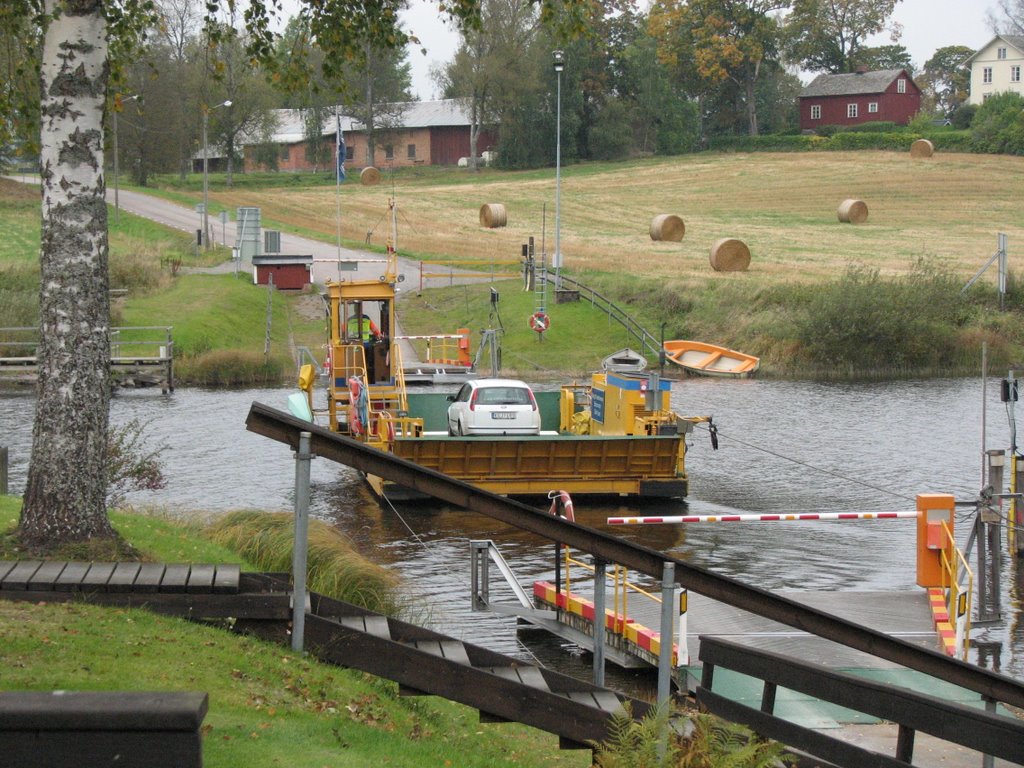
[206,510,400,614]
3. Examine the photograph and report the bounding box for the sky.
[399,0,1000,99]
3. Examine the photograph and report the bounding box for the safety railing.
[939,520,973,660]
[394,331,471,368]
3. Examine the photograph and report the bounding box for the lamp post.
[553,50,564,291]
[112,94,138,226]
[202,99,232,249]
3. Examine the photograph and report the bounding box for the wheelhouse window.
[868,102,879,113]
[897,78,906,94]
[847,103,858,118]
[984,67,993,84]
[810,104,821,120]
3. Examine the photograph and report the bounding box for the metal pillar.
[658,561,676,706]
[592,558,606,687]
[291,431,312,652]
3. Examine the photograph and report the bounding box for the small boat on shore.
[663,339,759,378]
[601,347,647,373]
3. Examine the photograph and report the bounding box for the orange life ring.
[548,490,575,522]
[348,376,364,435]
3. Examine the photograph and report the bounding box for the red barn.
[799,68,921,132]
[252,255,313,290]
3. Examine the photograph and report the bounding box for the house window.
[385,144,394,160]
[999,47,1008,59]
[345,145,353,161]
[407,143,416,159]
[810,104,821,120]
[847,103,858,118]
[897,78,906,94]
[984,67,993,84]
[868,102,878,113]
[1013,65,1022,83]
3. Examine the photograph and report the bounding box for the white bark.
[20,0,114,547]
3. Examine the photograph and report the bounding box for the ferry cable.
[690,422,919,505]
[377,489,545,667]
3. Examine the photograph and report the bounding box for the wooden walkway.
[0,560,650,750]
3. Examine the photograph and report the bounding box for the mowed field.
[208,151,1024,286]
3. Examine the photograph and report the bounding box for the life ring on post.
[529,311,550,334]
[547,490,575,522]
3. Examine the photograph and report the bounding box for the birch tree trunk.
[19,0,115,548]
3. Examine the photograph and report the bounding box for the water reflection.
[1,376,1021,687]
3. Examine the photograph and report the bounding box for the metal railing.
[940,519,974,660]
[543,271,662,360]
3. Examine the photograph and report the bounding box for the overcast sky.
[400,0,1000,99]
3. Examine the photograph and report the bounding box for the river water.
[3,376,1023,687]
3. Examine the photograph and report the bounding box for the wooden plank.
[0,691,208,730]
[488,665,550,691]
[160,564,190,593]
[0,589,291,620]
[2,561,43,590]
[340,615,391,638]
[699,637,1024,763]
[81,562,116,590]
[134,563,166,593]
[106,562,142,592]
[212,564,240,594]
[4,732,203,768]
[698,688,911,768]
[27,561,68,591]
[186,564,215,594]
[53,561,92,591]
[0,561,17,581]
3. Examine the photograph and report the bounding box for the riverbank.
[0,496,590,768]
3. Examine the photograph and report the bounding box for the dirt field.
[210,151,1024,287]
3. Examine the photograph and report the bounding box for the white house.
[965,34,1024,105]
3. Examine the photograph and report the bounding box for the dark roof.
[800,69,912,98]
[252,254,313,266]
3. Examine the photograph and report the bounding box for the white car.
[446,378,542,436]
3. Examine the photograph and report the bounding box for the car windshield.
[476,387,531,405]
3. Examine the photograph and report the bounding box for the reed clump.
[176,349,288,386]
[206,510,400,614]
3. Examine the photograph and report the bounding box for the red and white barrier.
[607,511,919,525]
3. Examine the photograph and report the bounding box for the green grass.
[0,495,589,768]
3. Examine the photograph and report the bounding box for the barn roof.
[267,99,472,145]
[800,69,913,98]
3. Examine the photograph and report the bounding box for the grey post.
[592,557,607,687]
[658,561,676,706]
[0,446,7,495]
[292,431,312,652]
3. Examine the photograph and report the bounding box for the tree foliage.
[970,91,1024,155]
[918,45,974,116]
[783,0,900,74]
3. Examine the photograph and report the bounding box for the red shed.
[799,68,921,132]
[252,255,313,290]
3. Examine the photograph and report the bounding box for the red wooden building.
[799,68,922,132]
[252,255,313,290]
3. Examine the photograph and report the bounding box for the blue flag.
[336,112,346,184]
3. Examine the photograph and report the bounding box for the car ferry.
[296,231,711,499]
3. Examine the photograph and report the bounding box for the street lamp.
[553,50,565,291]
[112,94,138,226]
[202,99,232,249]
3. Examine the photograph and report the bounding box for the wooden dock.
[0,325,174,391]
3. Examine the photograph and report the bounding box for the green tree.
[649,0,788,137]
[919,45,974,116]
[970,91,1024,155]
[783,0,900,74]
[852,43,911,71]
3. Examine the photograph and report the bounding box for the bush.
[841,121,901,133]
[177,348,288,386]
[789,260,967,373]
[707,134,825,152]
[950,103,977,130]
[971,91,1024,154]
[824,131,910,150]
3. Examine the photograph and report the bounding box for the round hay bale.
[479,203,507,228]
[360,166,382,186]
[709,238,751,272]
[649,214,685,242]
[910,138,934,158]
[837,198,868,224]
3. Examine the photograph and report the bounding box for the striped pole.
[607,511,920,525]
